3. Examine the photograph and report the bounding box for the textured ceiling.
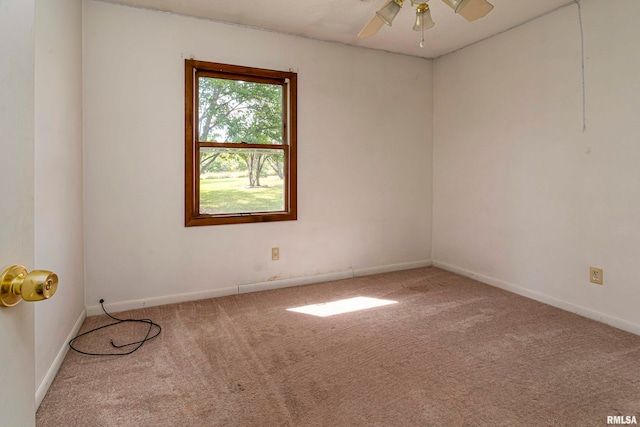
[103,0,577,58]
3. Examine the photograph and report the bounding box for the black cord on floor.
[68,299,161,356]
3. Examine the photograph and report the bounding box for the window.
[185,60,297,226]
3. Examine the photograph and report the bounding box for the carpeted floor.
[37,267,640,426]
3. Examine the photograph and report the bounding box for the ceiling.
[104,0,577,58]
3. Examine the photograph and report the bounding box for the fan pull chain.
[419,17,425,47]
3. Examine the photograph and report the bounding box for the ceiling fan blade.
[358,14,385,38]
[458,0,494,21]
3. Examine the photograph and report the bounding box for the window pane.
[199,147,285,215]
[198,77,283,144]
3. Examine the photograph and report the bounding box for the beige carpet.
[37,267,640,426]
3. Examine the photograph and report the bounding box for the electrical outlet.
[590,267,603,285]
[272,247,280,261]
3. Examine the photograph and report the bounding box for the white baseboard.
[86,286,239,316]
[353,259,432,277]
[86,260,434,315]
[36,308,86,409]
[238,270,354,294]
[432,260,640,336]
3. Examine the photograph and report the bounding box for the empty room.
[2,0,640,425]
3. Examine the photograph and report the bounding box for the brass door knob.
[0,265,58,307]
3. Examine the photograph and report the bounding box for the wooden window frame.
[185,60,297,226]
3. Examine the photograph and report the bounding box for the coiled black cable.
[69,299,161,356]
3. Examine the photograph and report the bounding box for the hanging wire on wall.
[576,0,586,132]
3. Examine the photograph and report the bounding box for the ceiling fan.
[358,0,494,47]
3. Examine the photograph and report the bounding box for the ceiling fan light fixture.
[359,0,494,44]
[412,4,435,31]
[376,0,404,26]
[442,0,472,13]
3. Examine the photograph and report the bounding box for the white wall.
[433,0,640,332]
[83,1,433,308]
[34,0,84,406]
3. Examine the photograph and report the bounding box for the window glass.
[199,147,285,215]
[198,77,284,144]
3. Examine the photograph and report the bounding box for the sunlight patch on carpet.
[287,296,398,317]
